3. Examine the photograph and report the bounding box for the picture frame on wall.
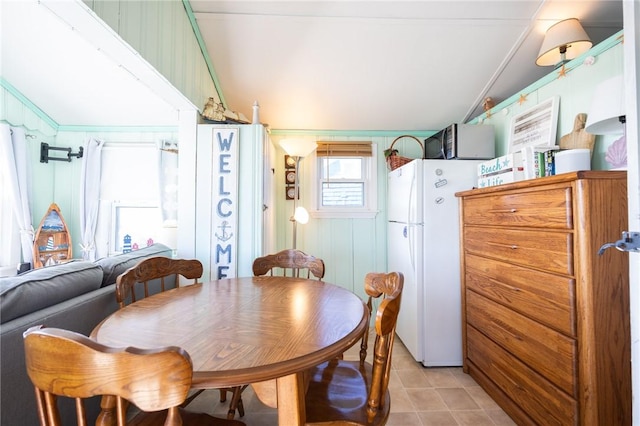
[285,185,299,200]
[285,169,296,185]
[285,155,296,169]
[509,96,560,153]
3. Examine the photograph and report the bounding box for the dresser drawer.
[464,227,573,276]
[465,253,576,337]
[462,187,572,229]
[466,290,576,396]
[467,325,577,426]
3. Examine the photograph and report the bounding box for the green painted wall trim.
[270,129,437,137]
[182,0,226,106]
[0,77,59,130]
[57,125,179,132]
[468,29,624,124]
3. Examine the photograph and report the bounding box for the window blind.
[316,142,372,157]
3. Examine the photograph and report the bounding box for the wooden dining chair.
[115,256,203,308]
[23,325,245,426]
[116,256,244,419]
[252,249,325,280]
[304,271,404,426]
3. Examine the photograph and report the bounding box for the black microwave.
[424,123,495,160]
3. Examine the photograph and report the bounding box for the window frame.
[310,143,378,219]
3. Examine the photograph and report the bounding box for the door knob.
[598,231,640,255]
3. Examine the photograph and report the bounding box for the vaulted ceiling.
[190,0,624,131]
[1,1,624,132]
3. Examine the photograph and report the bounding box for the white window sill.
[310,210,379,219]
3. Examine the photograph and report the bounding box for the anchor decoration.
[215,220,234,242]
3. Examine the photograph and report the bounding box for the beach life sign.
[477,152,522,177]
[477,152,524,188]
[211,127,238,279]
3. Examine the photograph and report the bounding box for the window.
[110,202,163,254]
[320,158,365,207]
[311,142,378,218]
[94,142,165,258]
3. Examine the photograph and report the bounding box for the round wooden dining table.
[91,276,368,426]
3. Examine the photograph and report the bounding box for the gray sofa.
[0,243,173,426]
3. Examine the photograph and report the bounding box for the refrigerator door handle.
[406,225,416,271]
[407,171,417,225]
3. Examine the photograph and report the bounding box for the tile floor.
[186,331,517,426]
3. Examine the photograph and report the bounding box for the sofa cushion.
[0,261,103,324]
[95,243,173,287]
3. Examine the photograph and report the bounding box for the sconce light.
[536,18,592,68]
[585,74,626,169]
[279,138,317,249]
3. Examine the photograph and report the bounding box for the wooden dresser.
[455,171,630,425]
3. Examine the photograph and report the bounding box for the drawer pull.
[490,209,518,214]
[488,241,520,250]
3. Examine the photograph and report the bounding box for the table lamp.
[536,18,592,68]
[585,74,626,169]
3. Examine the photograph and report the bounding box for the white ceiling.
[1,1,624,132]
[1,0,180,128]
[192,0,623,131]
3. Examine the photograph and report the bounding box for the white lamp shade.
[294,206,310,224]
[536,18,592,66]
[585,75,625,135]
[279,139,318,158]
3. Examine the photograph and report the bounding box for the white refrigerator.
[387,159,481,367]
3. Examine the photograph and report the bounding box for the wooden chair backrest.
[116,257,203,308]
[358,271,402,365]
[23,325,192,426]
[365,271,403,423]
[252,249,325,280]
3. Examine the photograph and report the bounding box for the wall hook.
[40,142,84,163]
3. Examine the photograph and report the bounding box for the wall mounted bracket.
[40,142,84,163]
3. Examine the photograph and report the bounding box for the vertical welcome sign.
[211,127,238,279]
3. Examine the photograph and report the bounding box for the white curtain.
[157,140,179,227]
[0,124,33,266]
[79,138,104,261]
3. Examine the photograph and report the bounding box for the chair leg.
[226,385,247,419]
[180,389,204,408]
[219,389,227,403]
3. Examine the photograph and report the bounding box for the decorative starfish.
[518,93,528,105]
[557,64,567,78]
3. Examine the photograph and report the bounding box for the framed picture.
[285,185,299,200]
[509,96,560,153]
[285,155,296,169]
[285,170,296,185]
